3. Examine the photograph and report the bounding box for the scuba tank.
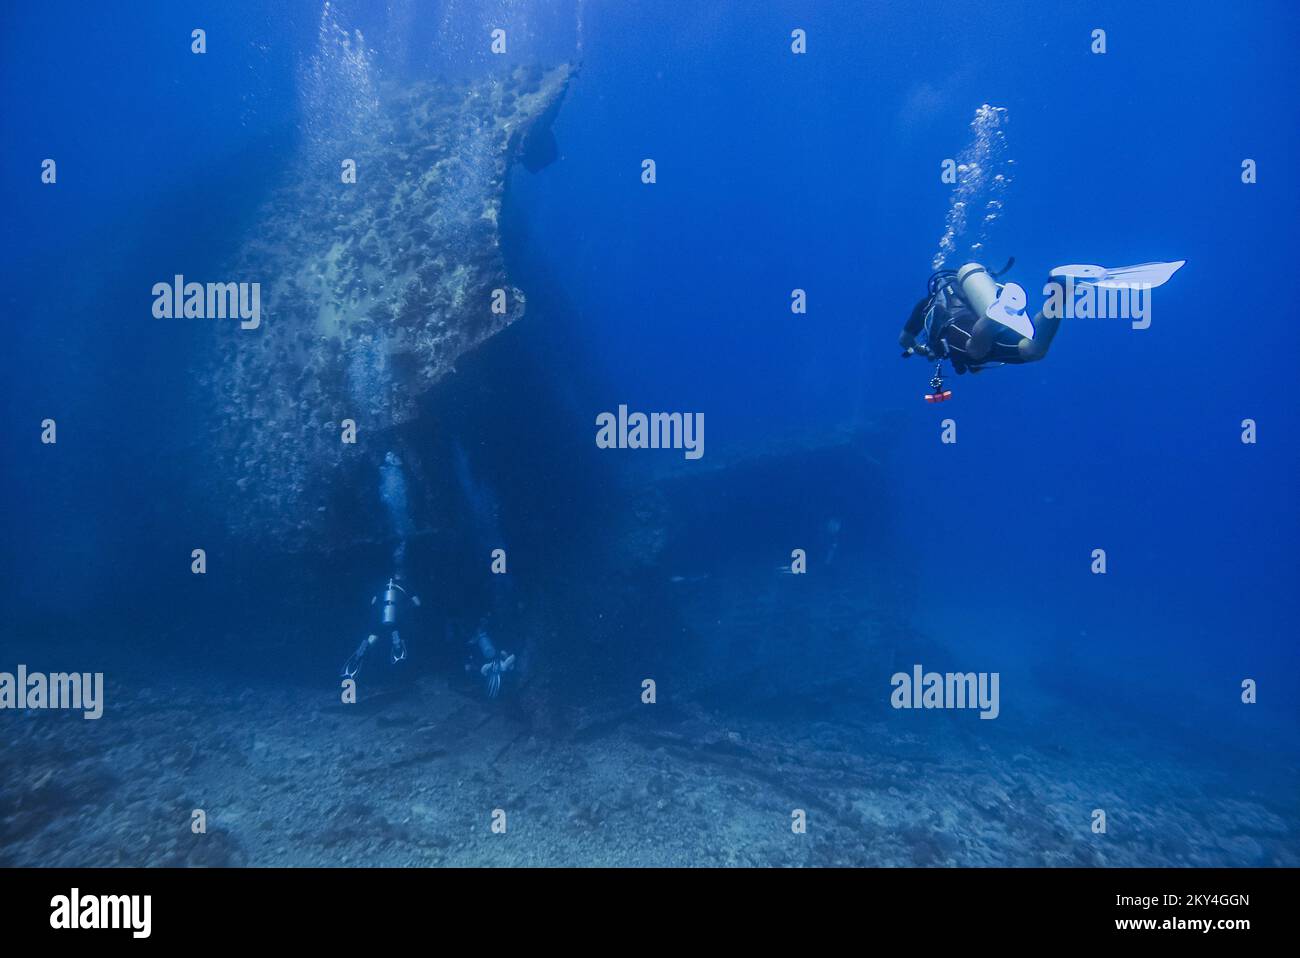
[956,262,1000,319]
[381,579,402,625]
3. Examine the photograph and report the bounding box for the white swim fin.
[985,282,1035,339]
[1050,260,1185,289]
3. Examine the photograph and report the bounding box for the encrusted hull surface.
[204,65,574,549]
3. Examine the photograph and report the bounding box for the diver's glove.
[480,652,516,699]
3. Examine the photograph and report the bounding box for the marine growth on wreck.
[205,63,574,549]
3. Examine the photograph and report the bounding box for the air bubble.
[932,104,1014,270]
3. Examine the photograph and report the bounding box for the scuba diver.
[342,450,422,681]
[452,439,518,700]
[341,574,421,679]
[900,258,1184,401]
[899,259,1061,401]
[466,624,515,699]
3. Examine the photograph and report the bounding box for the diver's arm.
[899,296,929,349]
[411,595,421,607]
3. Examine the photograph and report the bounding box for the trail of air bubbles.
[379,451,413,570]
[932,104,1013,270]
[301,1,380,156]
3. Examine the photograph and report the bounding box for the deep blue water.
[2,1,1297,866]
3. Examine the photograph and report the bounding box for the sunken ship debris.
[203,64,574,550]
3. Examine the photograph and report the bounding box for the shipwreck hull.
[203,64,575,551]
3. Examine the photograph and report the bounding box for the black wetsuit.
[904,288,1027,374]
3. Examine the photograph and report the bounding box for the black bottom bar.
[0,866,1287,944]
